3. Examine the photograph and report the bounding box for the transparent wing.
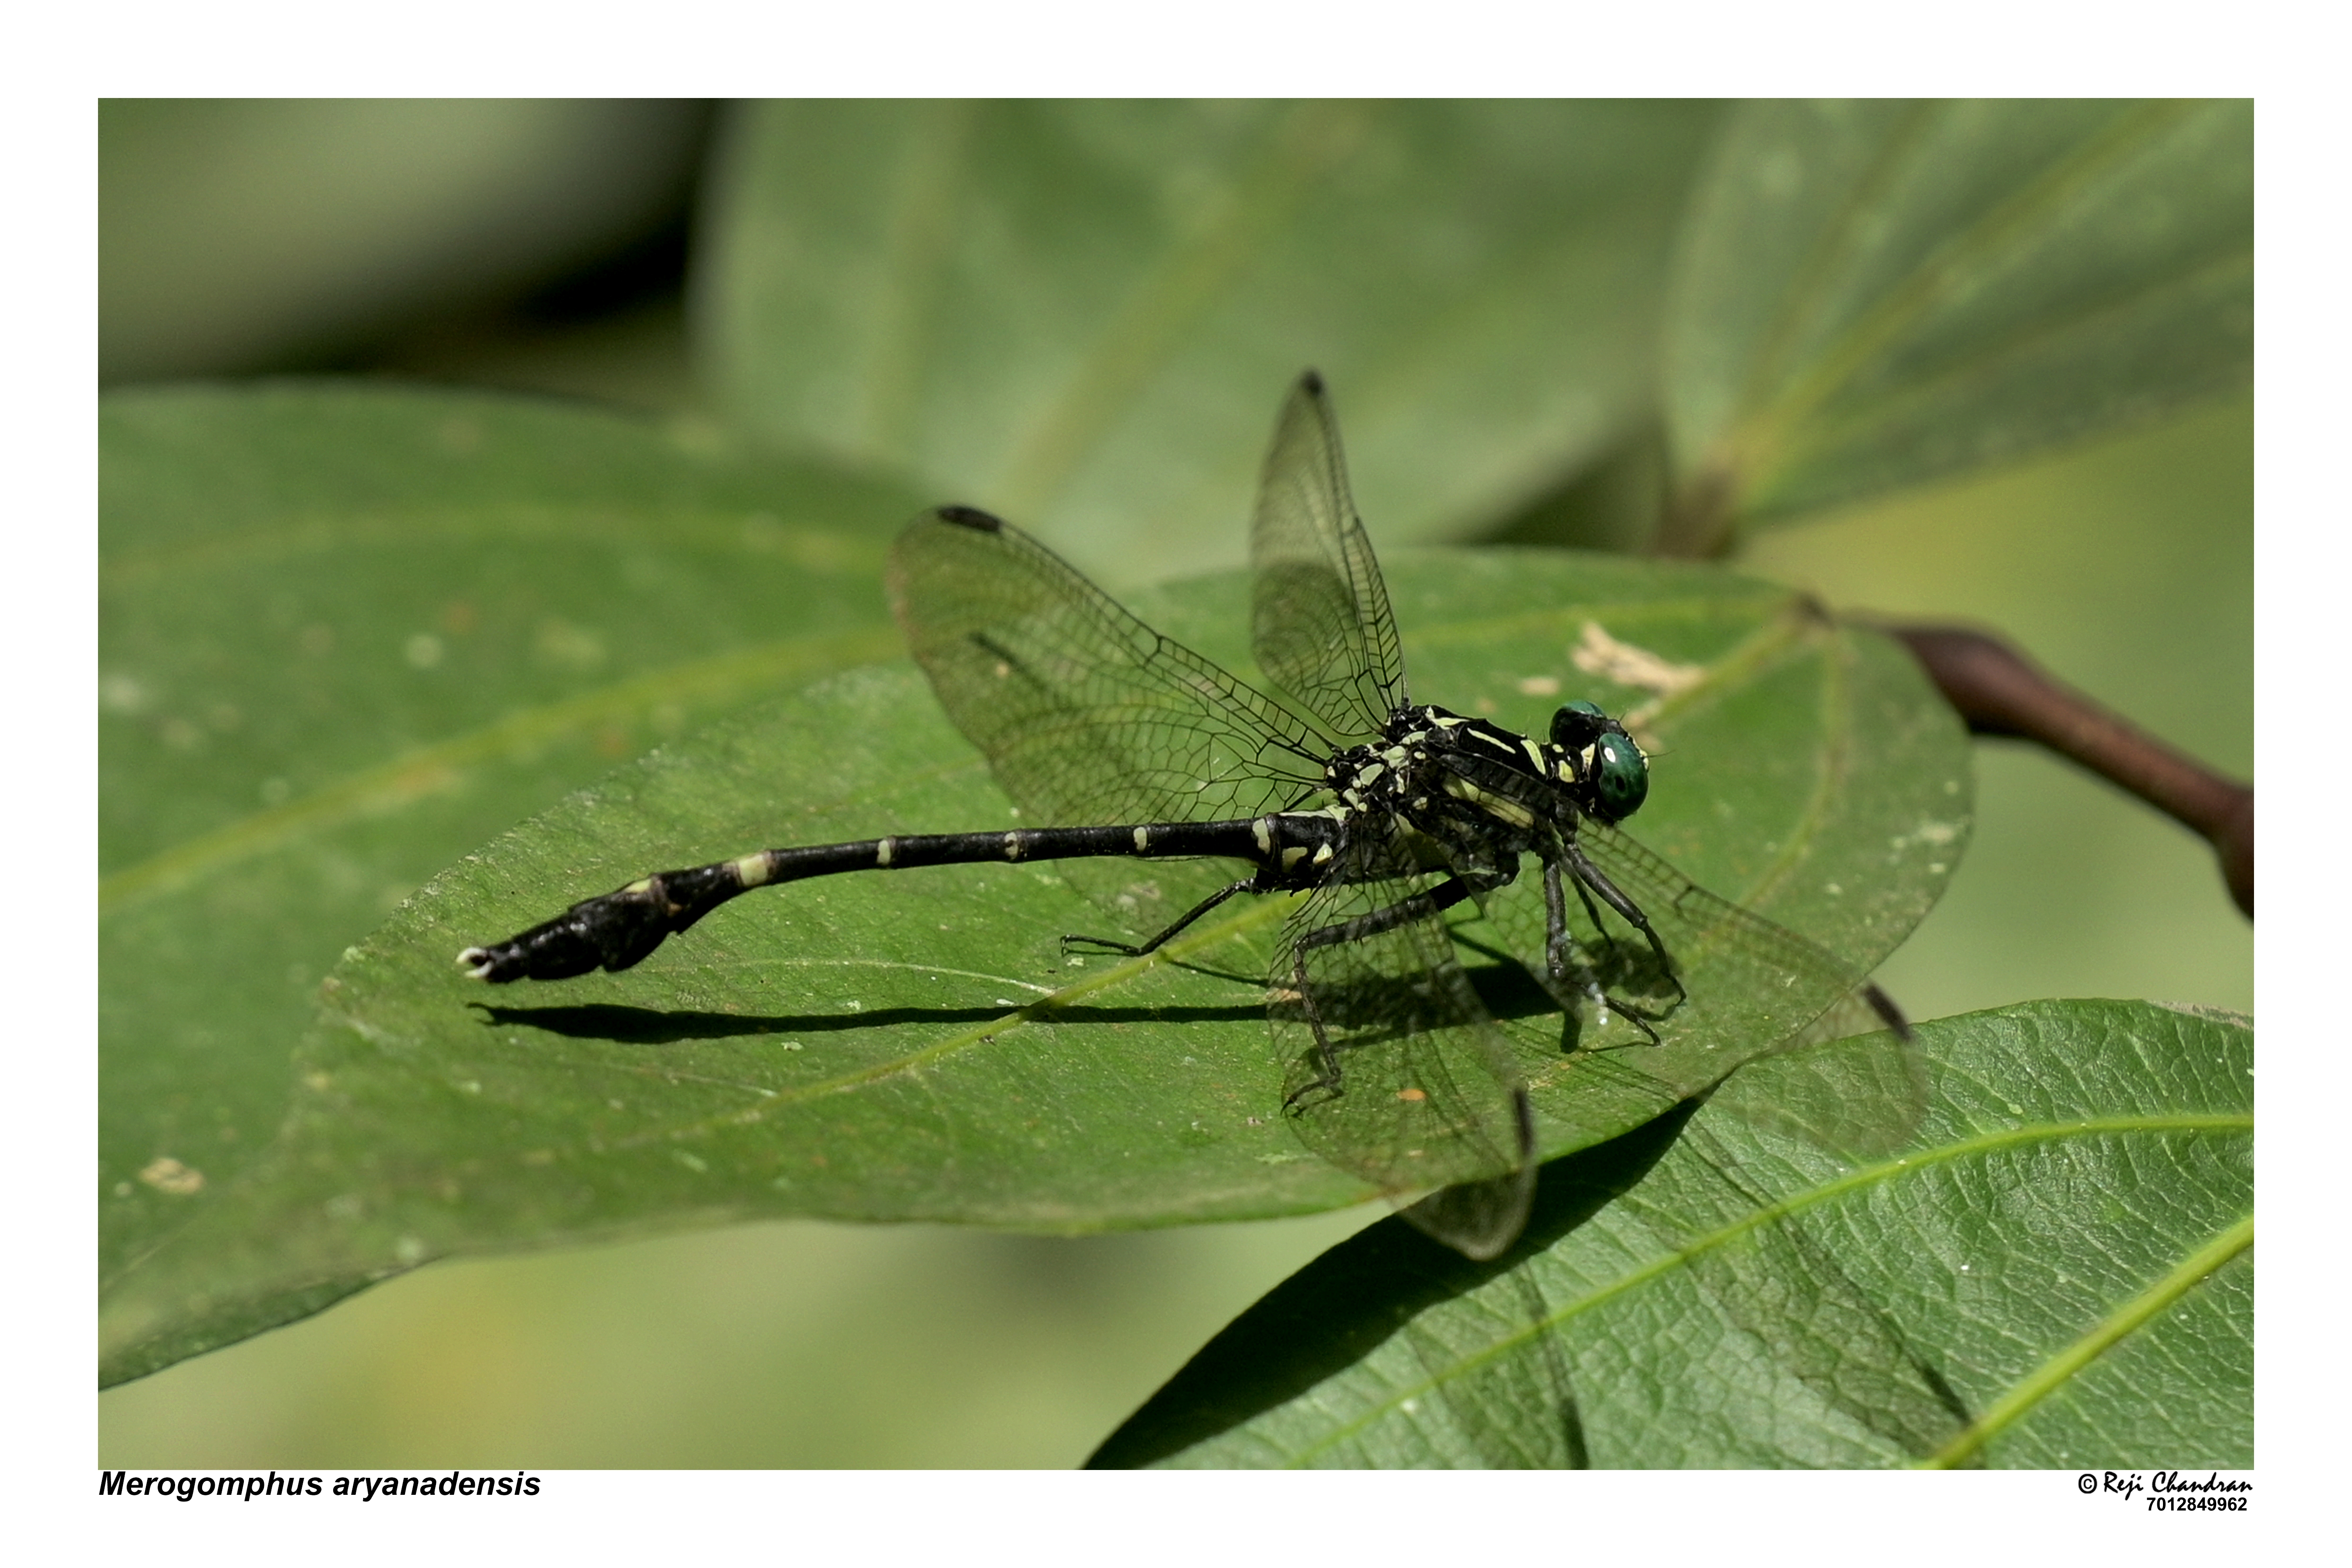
[1740,990,1931,1159]
[1250,372,1407,744]
[889,507,1334,827]
[1548,822,1926,1147]
[1274,833,1534,1260]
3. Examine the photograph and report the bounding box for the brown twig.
[1877,623,2252,919]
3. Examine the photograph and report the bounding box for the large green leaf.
[99,548,1964,1383]
[101,386,923,1324]
[1095,999,2251,1467]
[698,100,1721,581]
[1661,99,2252,551]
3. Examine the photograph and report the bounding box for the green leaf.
[101,385,924,1340]
[698,100,1721,581]
[99,548,1964,1383]
[1094,999,2251,1468]
[1662,100,2252,551]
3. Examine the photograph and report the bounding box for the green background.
[98,100,2249,1467]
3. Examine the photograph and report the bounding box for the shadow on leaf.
[1087,1103,1695,1468]
[470,998,1269,1045]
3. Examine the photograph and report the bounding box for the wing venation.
[890,508,1333,827]
[1250,373,1407,743]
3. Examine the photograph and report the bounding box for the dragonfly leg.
[1541,858,1604,1011]
[1545,858,1663,1046]
[1281,876,1476,1114]
[1061,878,1256,958]
[1284,945,1343,1112]
[1561,838,1687,1006]
[1294,875,1476,953]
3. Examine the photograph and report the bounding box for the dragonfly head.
[1550,700,1649,824]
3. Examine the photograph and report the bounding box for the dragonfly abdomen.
[461,812,1355,984]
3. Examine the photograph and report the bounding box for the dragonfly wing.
[1250,372,1407,743]
[889,506,1334,826]
[1563,822,1926,1146]
[1275,835,1534,1260]
[1399,1161,1539,1266]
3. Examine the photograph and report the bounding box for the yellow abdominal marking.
[1443,775,1534,829]
[735,853,774,886]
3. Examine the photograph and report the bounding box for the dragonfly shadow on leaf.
[1088,1105,1694,1469]
[1264,967,1490,1053]
[1449,936,1682,1059]
[1094,1025,1971,1467]
[471,998,1267,1046]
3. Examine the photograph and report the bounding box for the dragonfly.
[461,372,1907,1260]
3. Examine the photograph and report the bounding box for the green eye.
[1591,734,1648,821]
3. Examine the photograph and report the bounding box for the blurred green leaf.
[1662,99,2251,551]
[698,101,1721,581]
[101,385,922,1332]
[100,548,1963,1384]
[1095,1000,2251,1468]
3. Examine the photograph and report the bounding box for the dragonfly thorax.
[1322,702,1650,836]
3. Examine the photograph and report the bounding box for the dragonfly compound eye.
[1590,733,1649,821]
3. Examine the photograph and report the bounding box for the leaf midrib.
[98,625,906,915]
[1721,99,2209,493]
[1918,1210,2252,1468]
[990,101,1382,520]
[101,504,884,588]
[1760,240,2254,491]
[1282,1108,2253,1466]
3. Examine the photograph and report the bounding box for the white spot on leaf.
[100,672,151,713]
[1572,621,1704,697]
[137,1157,204,1196]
